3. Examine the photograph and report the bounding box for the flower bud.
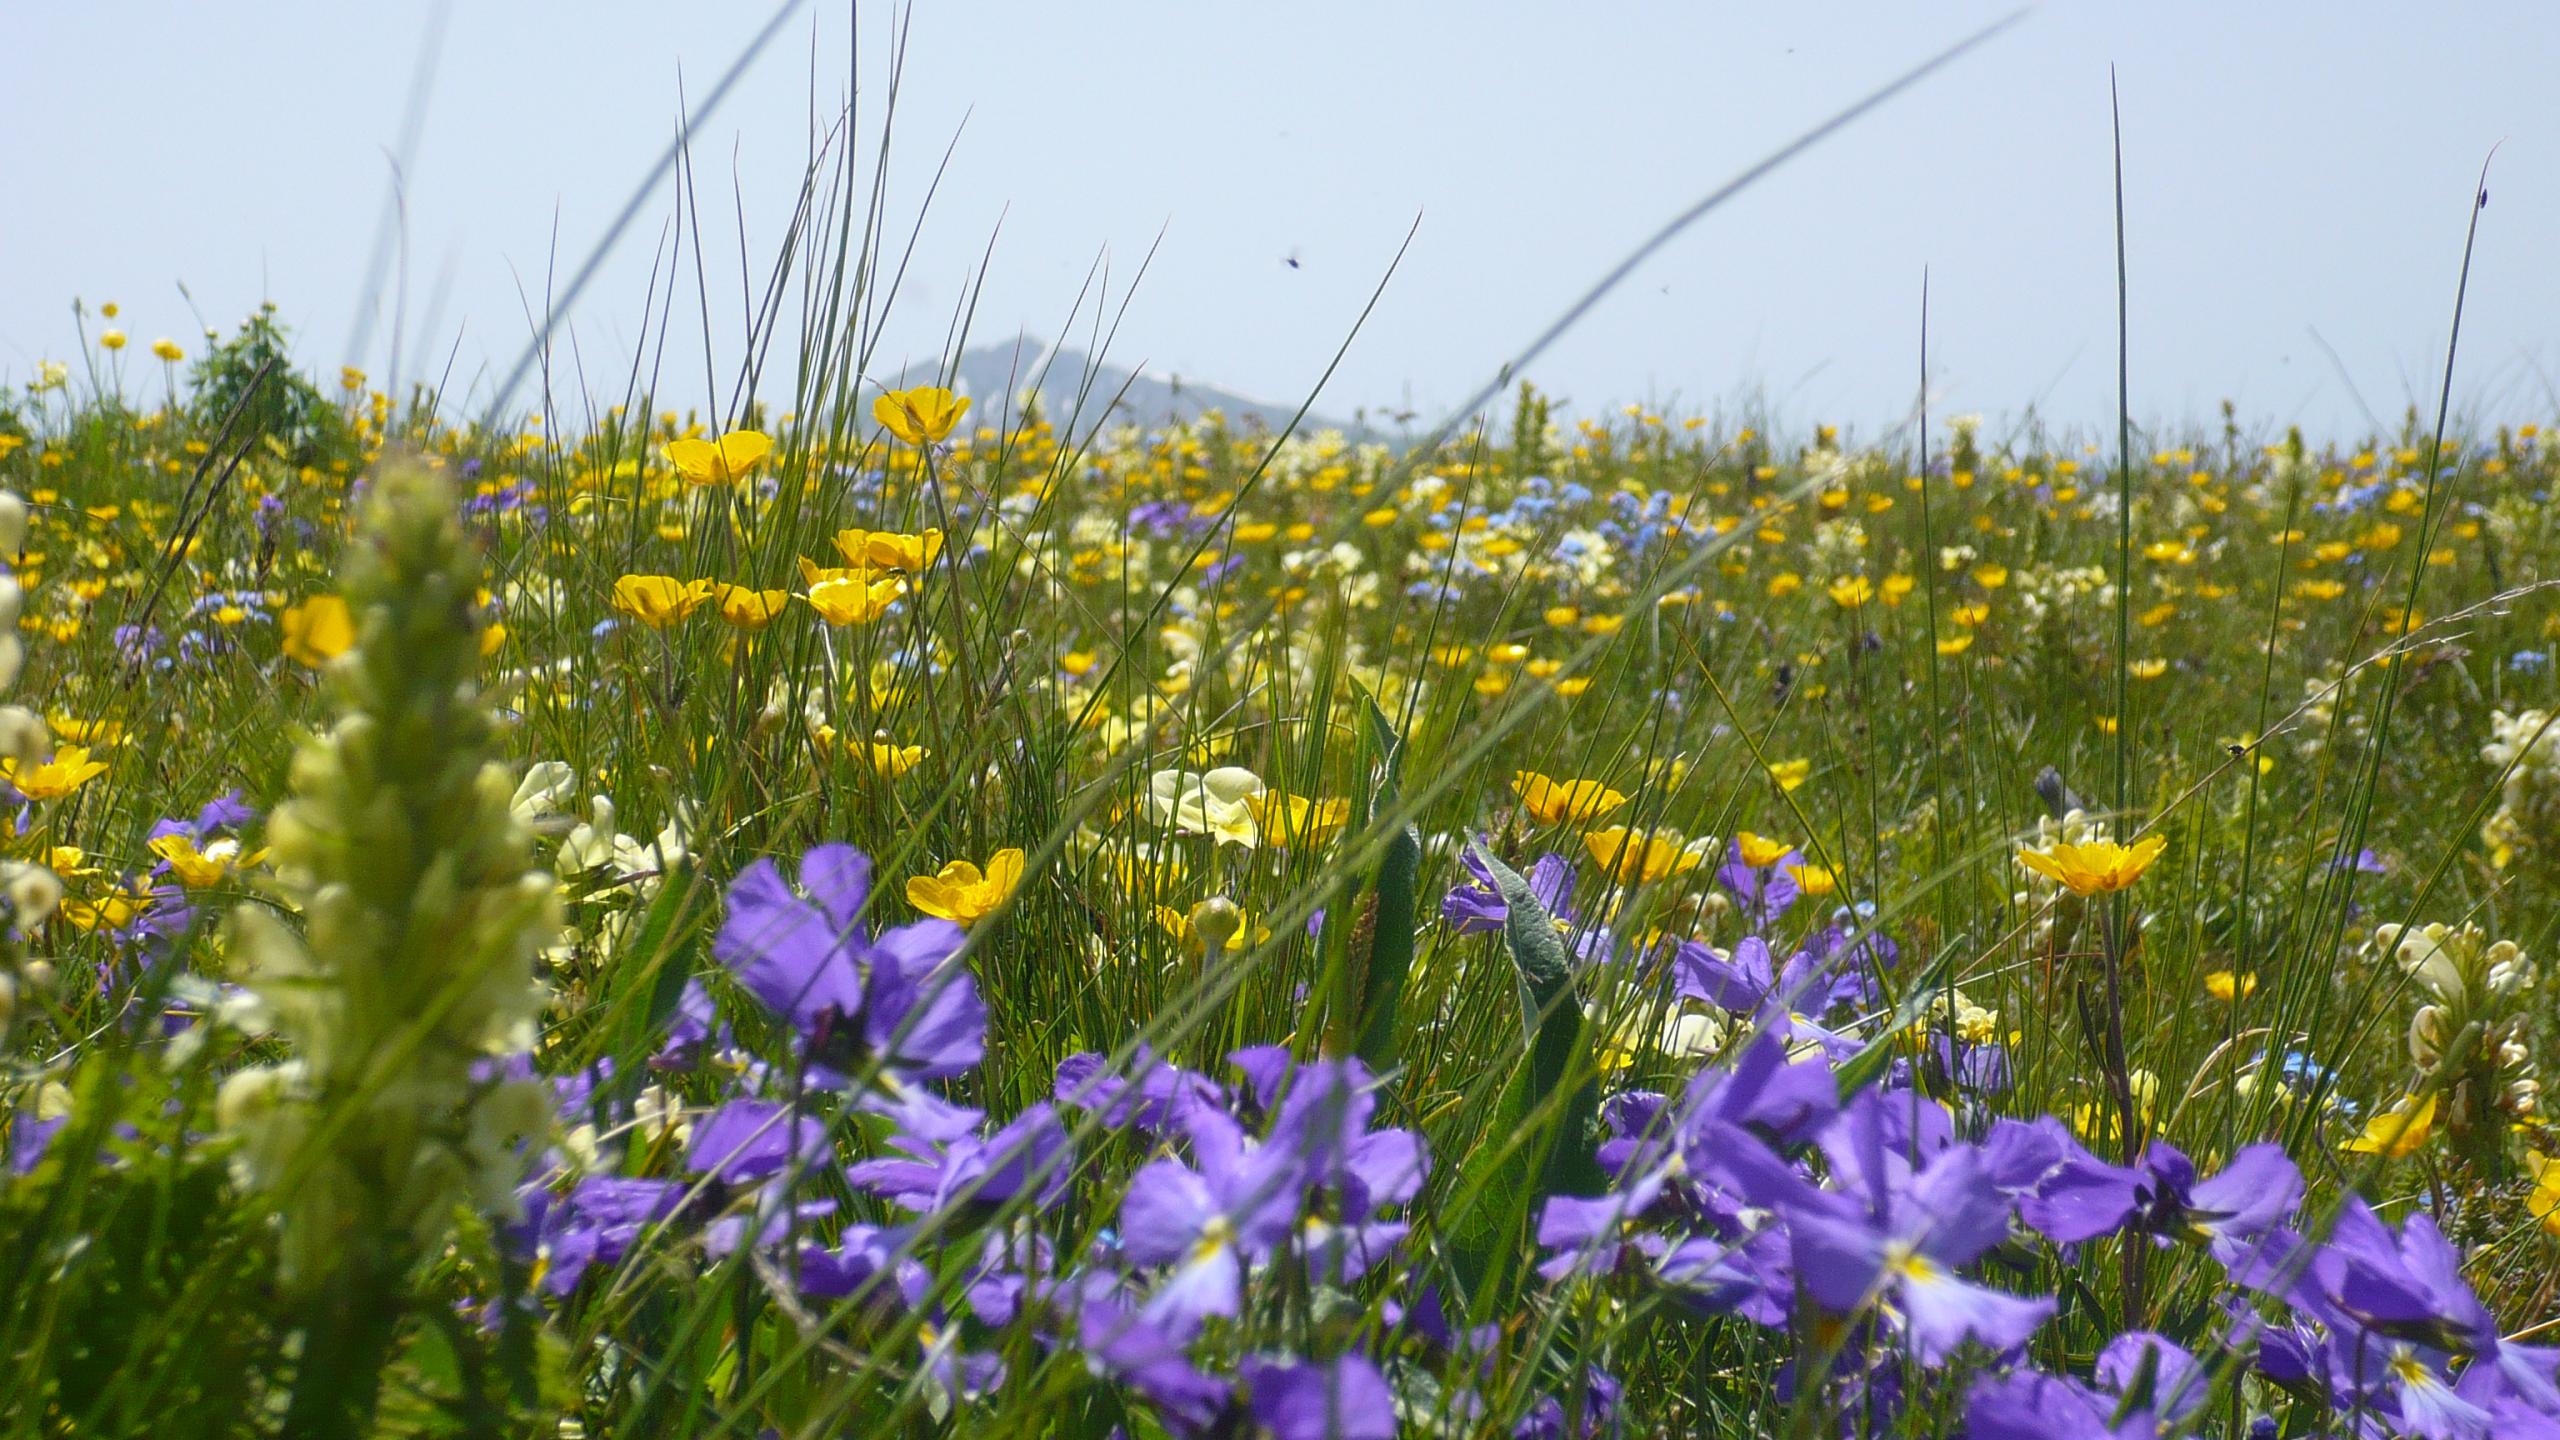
[1186,895,1243,955]
[2409,1004,2451,1066]
[0,859,62,931]
[0,492,27,555]
[0,707,47,769]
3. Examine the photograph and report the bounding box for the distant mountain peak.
[886,337,1362,438]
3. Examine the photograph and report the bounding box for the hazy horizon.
[6,3,2558,442]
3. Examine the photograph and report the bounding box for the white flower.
[1146,766,1265,847]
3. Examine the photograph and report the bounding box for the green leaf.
[1443,844,1603,1311]
[1351,694,1421,1070]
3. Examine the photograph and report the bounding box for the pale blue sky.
[5,3,2557,439]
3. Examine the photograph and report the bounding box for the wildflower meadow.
[5,22,2560,1440]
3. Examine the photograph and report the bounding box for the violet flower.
[714,843,984,1086]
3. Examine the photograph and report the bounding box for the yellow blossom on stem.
[804,574,906,626]
[1735,831,1794,868]
[2527,1151,2560,1236]
[2015,834,2166,897]
[868,741,927,776]
[610,575,713,629]
[2,745,108,801]
[906,848,1024,927]
[832,527,945,572]
[1584,826,1709,884]
[1786,862,1838,897]
[662,429,773,485]
[2204,970,2257,1001]
[2345,1092,2437,1159]
[873,386,969,447]
[148,833,268,888]
[1767,758,1811,793]
[280,595,356,666]
[1511,770,1627,827]
[1245,790,1350,849]
[711,583,791,632]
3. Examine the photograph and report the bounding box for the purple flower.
[1717,840,1802,926]
[847,1101,1073,1216]
[1782,1108,2053,1362]
[796,1222,929,1309]
[1242,1354,1395,1440]
[714,843,984,1085]
[685,1099,832,1184]
[530,1176,685,1294]
[1115,1107,1307,1329]
[2019,1139,2302,1265]
[1966,1331,2206,1440]
[9,1113,65,1175]
[1442,848,1572,936]
[1066,1275,1232,1432]
[1673,935,1854,1017]
[1055,1045,1225,1134]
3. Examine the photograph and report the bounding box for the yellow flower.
[804,573,906,626]
[610,575,713,629]
[62,883,149,932]
[2070,1069,2160,1143]
[1825,574,1873,609]
[1511,770,1627,827]
[712,583,791,631]
[868,740,927,776]
[2344,1092,2437,1159]
[1245,790,1350,849]
[873,386,970,446]
[833,527,945,573]
[2015,834,2167,897]
[150,338,184,363]
[1767,757,1811,793]
[906,847,1024,927]
[2527,1151,2560,1237]
[279,594,356,666]
[49,715,123,747]
[2204,970,2257,1002]
[663,429,774,485]
[1786,863,1838,897]
[1935,633,1975,656]
[148,833,267,888]
[1735,831,1794,868]
[2,745,108,801]
[99,330,127,352]
[1583,826,1709,884]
